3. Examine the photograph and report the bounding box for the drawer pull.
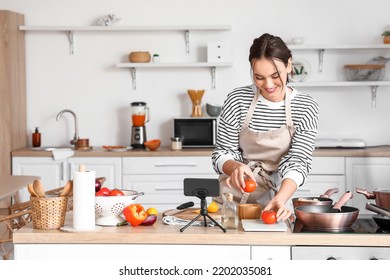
[155,188,182,191]
[154,163,197,167]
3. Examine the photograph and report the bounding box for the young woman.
[212,33,319,221]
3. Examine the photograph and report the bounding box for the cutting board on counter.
[241,219,287,232]
[163,208,221,220]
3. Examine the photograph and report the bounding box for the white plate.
[288,58,310,83]
[241,219,287,232]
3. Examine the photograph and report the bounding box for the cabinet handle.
[155,188,182,191]
[61,162,66,181]
[326,256,337,260]
[154,163,198,167]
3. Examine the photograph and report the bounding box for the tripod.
[180,195,227,233]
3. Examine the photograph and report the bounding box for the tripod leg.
[180,214,202,232]
[206,214,227,233]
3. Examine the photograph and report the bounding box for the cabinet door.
[12,157,66,202]
[251,246,291,260]
[346,157,390,214]
[68,157,122,188]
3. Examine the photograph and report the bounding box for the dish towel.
[162,216,215,227]
[52,148,75,161]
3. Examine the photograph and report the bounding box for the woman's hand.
[263,199,291,221]
[223,160,256,192]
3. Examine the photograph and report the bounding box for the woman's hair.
[249,33,292,68]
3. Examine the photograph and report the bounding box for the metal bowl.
[206,103,222,117]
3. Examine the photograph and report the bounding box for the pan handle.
[332,191,353,211]
[365,202,390,218]
[355,187,375,199]
[320,188,339,198]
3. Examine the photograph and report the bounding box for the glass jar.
[170,137,183,150]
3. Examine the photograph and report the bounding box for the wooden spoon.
[60,181,73,197]
[27,183,38,197]
[33,179,45,198]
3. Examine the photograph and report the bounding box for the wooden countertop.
[11,145,390,157]
[13,214,390,247]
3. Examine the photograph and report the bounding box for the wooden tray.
[163,207,221,220]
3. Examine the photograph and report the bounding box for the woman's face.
[252,58,292,102]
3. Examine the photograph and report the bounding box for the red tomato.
[123,204,147,226]
[261,210,277,224]
[108,189,124,196]
[243,178,256,193]
[95,187,110,196]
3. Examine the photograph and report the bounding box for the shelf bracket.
[185,30,190,54]
[371,85,378,109]
[318,49,325,73]
[211,67,216,90]
[68,30,75,55]
[131,68,137,90]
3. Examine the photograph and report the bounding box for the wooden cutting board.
[163,208,221,220]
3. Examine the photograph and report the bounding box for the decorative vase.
[187,89,205,117]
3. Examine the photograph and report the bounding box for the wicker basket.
[30,196,68,229]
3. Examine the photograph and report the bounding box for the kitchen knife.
[163,201,195,217]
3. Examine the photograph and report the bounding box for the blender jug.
[131,102,149,127]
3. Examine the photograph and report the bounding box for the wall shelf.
[19,25,232,55]
[116,62,233,90]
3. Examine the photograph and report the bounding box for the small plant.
[382,31,390,36]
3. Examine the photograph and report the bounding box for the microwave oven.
[173,117,217,148]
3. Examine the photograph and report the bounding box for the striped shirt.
[211,85,319,187]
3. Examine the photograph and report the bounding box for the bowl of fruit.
[95,187,144,226]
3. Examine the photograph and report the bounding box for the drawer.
[123,157,215,174]
[311,157,345,175]
[291,246,390,260]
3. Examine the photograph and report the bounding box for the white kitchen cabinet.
[68,157,122,188]
[346,157,390,214]
[122,157,218,211]
[15,244,250,260]
[251,246,291,260]
[291,246,390,260]
[12,157,67,202]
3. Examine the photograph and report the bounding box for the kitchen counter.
[13,214,390,247]
[11,145,390,157]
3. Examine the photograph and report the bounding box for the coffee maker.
[130,102,149,149]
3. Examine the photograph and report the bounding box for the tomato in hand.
[261,210,277,224]
[123,204,148,226]
[95,187,110,196]
[108,189,124,196]
[243,178,256,193]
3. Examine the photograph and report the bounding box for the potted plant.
[381,31,390,44]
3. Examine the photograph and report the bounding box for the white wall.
[1,0,390,147]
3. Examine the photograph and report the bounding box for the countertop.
[13,214,390,247]
[11,145,390,157]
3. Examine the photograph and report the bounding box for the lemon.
[146,207,158,216]
[207,201,219,213]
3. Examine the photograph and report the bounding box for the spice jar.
[170,137,183,150]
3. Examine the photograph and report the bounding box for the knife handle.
[177,201,194,210]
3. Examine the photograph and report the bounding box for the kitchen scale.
[315,138,366,148]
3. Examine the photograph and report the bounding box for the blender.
[130,102,149,149]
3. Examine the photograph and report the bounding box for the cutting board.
[241,219,287,232]
[163,208,221,221]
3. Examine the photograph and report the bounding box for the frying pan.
[295,191,359,232]
[292,188,339,208]
[356,187,390,209]
[365,202,390,231]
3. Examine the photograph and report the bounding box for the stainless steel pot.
[294,191,359,232]
[292,188,339,208]
[356,187,390,209]
[365,202,390,231]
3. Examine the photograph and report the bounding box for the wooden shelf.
[19,24,232,55]
[116,62,233,90]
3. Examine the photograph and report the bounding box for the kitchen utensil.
[130,102,149,149]
[294,191,359,232]
[162,201,195,216]
[33,179,45,198]
[365,203,390,231]
[356,187,390,209]
[27,183,38,197]
[144,139,161,151]
[187,89,205,117]
[59,181,73,197]
[292,188,339,208]
[95,189,143,226]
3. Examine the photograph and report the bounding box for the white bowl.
[95,190,142,226]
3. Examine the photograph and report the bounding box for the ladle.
[33,180,45,198]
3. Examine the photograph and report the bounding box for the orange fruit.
[207,201,219,213]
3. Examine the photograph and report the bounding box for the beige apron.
[217,87,295,206]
